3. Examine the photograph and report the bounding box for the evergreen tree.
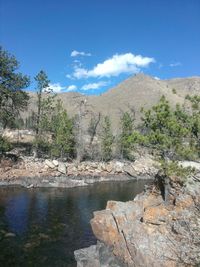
[119,111,134,159]
[33,70,55,156]
[185,95,200,157]
[101,116,114,161]
[51,100,75,159]
[140,96,196,160]
[0,46,30,129]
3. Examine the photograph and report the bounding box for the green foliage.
[0,135,12,154]
[172,88,177,94]
[33,70,56,156]
[33,137,51,157]
[160,160,195,182]
[50,100,75,159]
[101,116,114,161]
[140,95,197,160]
[128,131,148,146]
[119,112,135,159]
[0,46,30,129]
[185,95,200,157]
[34,70,56,134]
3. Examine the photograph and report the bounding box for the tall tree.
[73,97,90,162]
[185,95,200,157]
[34,70,55,156]
[139,95,199,160]
[51,100,75,159]
[0,46,30,129]
[119,111,135,159]
[100,116,114,161]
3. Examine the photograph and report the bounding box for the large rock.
[179,160,200,171]
[57,162,66,174]
[114,161,124,173]
[74,242,127,267]
[105,163,113,173]
[123,164,136,177]
[44,159,55,169]
[52,160,59,167]
[76,177,200,267]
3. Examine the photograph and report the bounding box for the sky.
[0,0,200,95]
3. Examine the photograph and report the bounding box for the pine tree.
[0,46,30,129]
[119,111,134,159]
[101,116,114,161]
[51,100,75,159]
[33,70,55,156]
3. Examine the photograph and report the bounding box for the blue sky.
[0,0,200,95]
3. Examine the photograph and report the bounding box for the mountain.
[26,74,200,133]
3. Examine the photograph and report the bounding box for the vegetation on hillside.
[0,47,199,168]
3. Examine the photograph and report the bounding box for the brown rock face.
[90,178,200,267]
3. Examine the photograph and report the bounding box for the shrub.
[0,135,12,154]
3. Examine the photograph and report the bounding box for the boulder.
[75,241,127,267]
[105,163,113,173]
[67,165,77,175]
[52,160,59,167]
[123,164,136,177]
[114,161,124,173]
[78,178,200,267]
[179,161,200,171]
[44,159,55,169]
[58,162,67,174]
[74,245,100,267]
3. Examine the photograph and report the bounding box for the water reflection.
[0,180,149,267]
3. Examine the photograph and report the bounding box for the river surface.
[0,180,149,267]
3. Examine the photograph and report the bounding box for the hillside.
[26,74,200,133]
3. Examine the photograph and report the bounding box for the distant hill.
[26,74,200,134]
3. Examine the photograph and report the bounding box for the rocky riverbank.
[0,155,158,188]
[75,172,200,267]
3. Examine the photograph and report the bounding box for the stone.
[100,163,107,171]
[58,162,66,174]
[114,161,124,173]
[75,245,100,267]
[75,241,128,267]
[67,165,77,175]
[123,164,136,177]
[105,164,113,173]
[44,159,55,169]
[77,176,200,267]
[26,184,34,189]
[5,232,16,238]
[52,160,59,167]
[179,161,200,171]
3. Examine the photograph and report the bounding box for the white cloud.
[72,53,155,79]
[154,76,160,80]
[169,62,182,67]
[81,81,109,91]
[66,74,73,79]
[46,83,65,93]
[71,50,91,57]
[66,85,77,91]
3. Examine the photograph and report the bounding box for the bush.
[160,160,195,182]
[0,135,12,154]
[33,137,51,157]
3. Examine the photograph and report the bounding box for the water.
[0,180,149,267]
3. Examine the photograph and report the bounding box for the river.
[0,180,149,267]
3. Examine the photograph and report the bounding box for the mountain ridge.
[26,74,200,132]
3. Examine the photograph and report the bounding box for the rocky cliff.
[75,172,200,267]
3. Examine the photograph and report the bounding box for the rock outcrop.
[75,173,200,267]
